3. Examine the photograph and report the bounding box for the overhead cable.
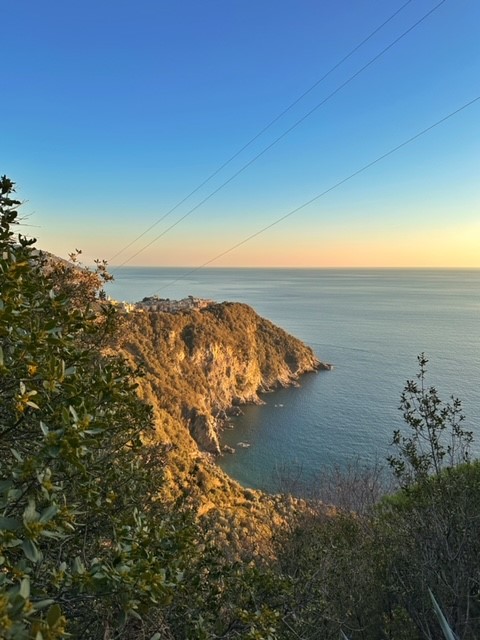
[152,95,480,293]
[110,0,437,267]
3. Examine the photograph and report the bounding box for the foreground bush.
[0,177,296,640]
[275,357,479,640]
[0,177,197,638]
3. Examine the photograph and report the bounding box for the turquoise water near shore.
[106,268,480,492]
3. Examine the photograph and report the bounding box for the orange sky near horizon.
[56,216,479,270]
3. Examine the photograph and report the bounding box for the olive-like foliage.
[0,177,193,639]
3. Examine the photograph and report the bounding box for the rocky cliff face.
[120,302,328,454]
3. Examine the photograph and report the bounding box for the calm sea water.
[106,268,480,493]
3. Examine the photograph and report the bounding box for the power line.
[109,0,424,267]
[108,0,413,264]
[152,95,479,294]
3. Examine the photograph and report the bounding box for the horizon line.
[105,265,480,271]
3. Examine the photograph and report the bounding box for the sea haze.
[106,268,480,493]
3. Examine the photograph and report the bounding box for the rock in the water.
[222,445,236,454]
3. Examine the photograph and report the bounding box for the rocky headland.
[118,301,329,455]
[104,299,332,555]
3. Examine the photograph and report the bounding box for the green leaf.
[38,504,58,524]
[22,538,42,563]
[129,609,142,621]
[19,576,30,599]
[10,594,27,617]
[5,537,22,548]
[11,447,23,462]
[116,610,127,627]
[0,515,21,531]
[0,479,12,493]
[24,498,39,523]
[40,529,63,540]
[72,556,85,574]
[33,599,55,610]
[47,603,63,626]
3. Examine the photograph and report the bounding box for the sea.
[105,268,480,493]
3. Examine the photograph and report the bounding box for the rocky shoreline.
[118,300,330,455]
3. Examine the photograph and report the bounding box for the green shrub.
[0,177,194,638]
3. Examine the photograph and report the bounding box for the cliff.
[119,301,327,455]
[111,301,330,556]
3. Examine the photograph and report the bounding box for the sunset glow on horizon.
[3,0,479,269]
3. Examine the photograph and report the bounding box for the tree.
[0,177,194,639]
[388,353,472,486]
[272,355,480,640]
[377,355,479,639]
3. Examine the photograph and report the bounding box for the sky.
[2,0,479,268]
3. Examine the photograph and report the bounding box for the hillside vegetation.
[1,177,480,640]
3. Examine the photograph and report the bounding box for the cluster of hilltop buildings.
[109,295,214,314]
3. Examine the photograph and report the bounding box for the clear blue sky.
[2,0,479,267]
